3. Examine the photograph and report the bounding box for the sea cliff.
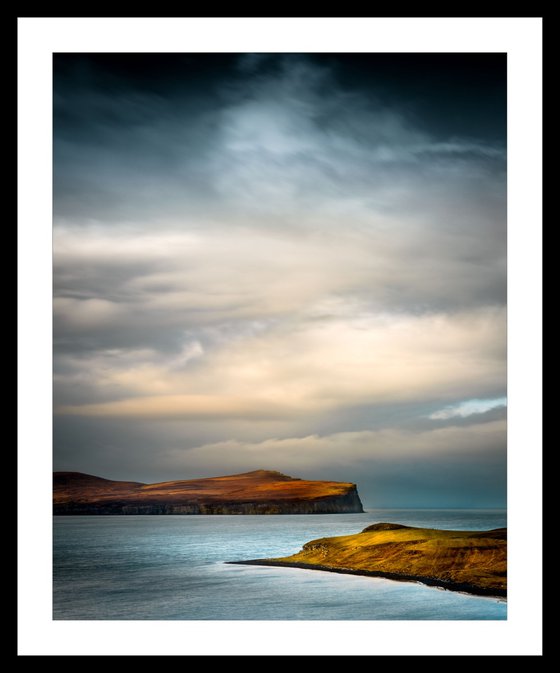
[53,469,364,515]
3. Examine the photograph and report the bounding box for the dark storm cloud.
[54,53,505,225]
[53,54,507,506]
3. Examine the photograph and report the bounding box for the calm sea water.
[53,510,507,620]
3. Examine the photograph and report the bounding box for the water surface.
[53,510,506,620]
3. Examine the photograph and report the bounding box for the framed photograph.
[18,17,542,656]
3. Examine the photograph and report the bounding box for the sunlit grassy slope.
[266,522,506,595]
[53,470,364,514]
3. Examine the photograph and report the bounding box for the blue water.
[53,510,506,620]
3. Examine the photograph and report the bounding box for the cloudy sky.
[53,53,506,507]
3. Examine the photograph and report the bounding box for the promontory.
[53,469,364,515]
[231,522,507,597]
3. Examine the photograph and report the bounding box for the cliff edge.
[53,470,364,515]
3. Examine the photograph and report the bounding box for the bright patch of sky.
[429,397,507,420]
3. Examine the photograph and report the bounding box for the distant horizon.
[54,53,506,509]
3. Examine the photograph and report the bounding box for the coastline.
[54,513,508,620]
[53,470,364,515]
[227,559,507,599]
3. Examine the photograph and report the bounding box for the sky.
[53,53,507,508]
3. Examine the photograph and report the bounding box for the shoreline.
[227,559,507,599]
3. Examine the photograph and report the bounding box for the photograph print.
[53,53,507,620]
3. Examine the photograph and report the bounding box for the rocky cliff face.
[53,470,364,515]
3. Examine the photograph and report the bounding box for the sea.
[53,509,507,620]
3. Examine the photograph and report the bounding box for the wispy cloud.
[429,397,507,420]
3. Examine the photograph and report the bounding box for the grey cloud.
[54,54,505,331]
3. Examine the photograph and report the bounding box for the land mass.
[53,470,364,515]
[230,522,507,597]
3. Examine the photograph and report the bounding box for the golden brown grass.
[53,470,357,506]
[265,522,506,596]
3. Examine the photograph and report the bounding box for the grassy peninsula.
[231,522,507,597]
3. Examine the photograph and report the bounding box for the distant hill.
[53,469,364,515]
